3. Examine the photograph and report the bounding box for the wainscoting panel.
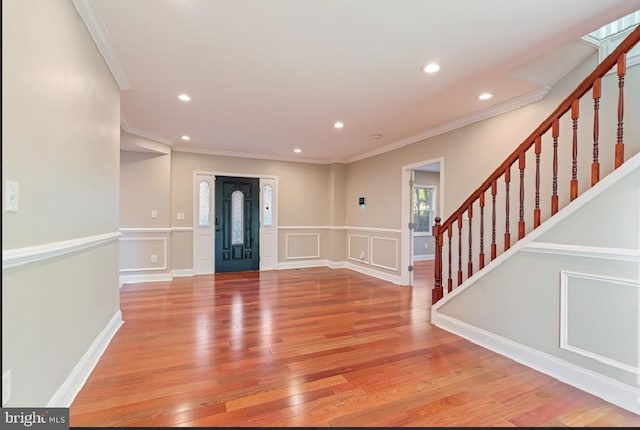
[370,236,399,272]
[560,271,640,375]
[348,234,370,264]
[285,233,320,260]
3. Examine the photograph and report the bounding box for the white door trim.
[400,157,445,286]
[192,170,279,273]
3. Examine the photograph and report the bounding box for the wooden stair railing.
[432,25,640,304]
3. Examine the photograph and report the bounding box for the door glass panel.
[198,180,210,227]
[263,184,273,226]
[231,190,244,245]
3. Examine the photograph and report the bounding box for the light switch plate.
[151,209,158,218]
[177,212,185,220]
[6,181,19,212]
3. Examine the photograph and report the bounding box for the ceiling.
[74,0,640,164]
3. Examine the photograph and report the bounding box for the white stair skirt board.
[432,313,640,415]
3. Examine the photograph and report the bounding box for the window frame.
[412,184,437,236]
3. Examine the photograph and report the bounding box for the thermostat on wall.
[358,197,365,207]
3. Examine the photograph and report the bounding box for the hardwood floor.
[70,261,640,427]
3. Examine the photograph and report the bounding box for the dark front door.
[215,176,260,272]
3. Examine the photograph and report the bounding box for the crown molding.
[120,119,175,147]
[173,144,328,165]
[71,0,130,91]
[174,85,549,166]
[346,86,551,164]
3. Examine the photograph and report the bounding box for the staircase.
[432,25,640,304]
[428,25,640,416]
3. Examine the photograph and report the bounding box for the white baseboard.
[276,259,403,285]
[431,312,640,416]
[47,310,123,407]
[171,269,194,278]
[327,261,347,269]
[277,259,329,270]
[345,262,404,286]
[119,272,172,286]
[413,254,435,261]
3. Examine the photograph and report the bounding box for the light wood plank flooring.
[69,262,640,427]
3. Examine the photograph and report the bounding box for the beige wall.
[119,140,173,278]
[120,144,172,228]
[345,54,640,233]
[2,0,120,406]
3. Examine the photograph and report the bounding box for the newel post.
[432,217,443,304]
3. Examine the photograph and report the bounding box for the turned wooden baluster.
[592,78,601,186]
[571,100,579,201]
[491,180,497,260]
[533,136,542,228]
[504,166,511,251]
[518,153,525,239]
[432,217,442,303]
[457,214,463,286]
[615,54,626,168]
[447,227,453,292]
[467,205,473,278]
[479,191,485,270]
[534,136,542,228]
[551,119,559,215]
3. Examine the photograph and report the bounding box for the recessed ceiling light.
[421,63,440,74]
[180,135,190,141]
[293,148,302,153]
[478,92,493,100]
[178,94,191,102]
[334,121,344,129]
[371,134,382,139]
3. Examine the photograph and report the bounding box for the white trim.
[47,310,123,407]
[348,234,370,264]
[71,0,130,90]
[345,262,404,286]
[120,122,175,147]
[327,261,347,269]
[118,237,168,272]
[120,227,195,233]
[370,236,399,272]
[560,271,640,375]
[3,232,121,270]
[413,254,435,261]
[401,157,445,286]
[432,151,640,311]
[285,233,320,260]
[120,273,173,286]
[192,171,279,274]
[171,269,194,278]
[171,227,193,232]
[524,242,640,261]
[431,313,640,416]
[120,227,172,233]
[348,88,550,164]
[278,225,402,233]
[175,144,326,165]
[277,259,329,270]
[279,225,343,230]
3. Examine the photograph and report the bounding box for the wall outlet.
[151,209,158,218]
[150,255,157,264]
[425,242,429,249]
[177,212,184,220]
[2,369,11,406]
[359,251,365,260]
